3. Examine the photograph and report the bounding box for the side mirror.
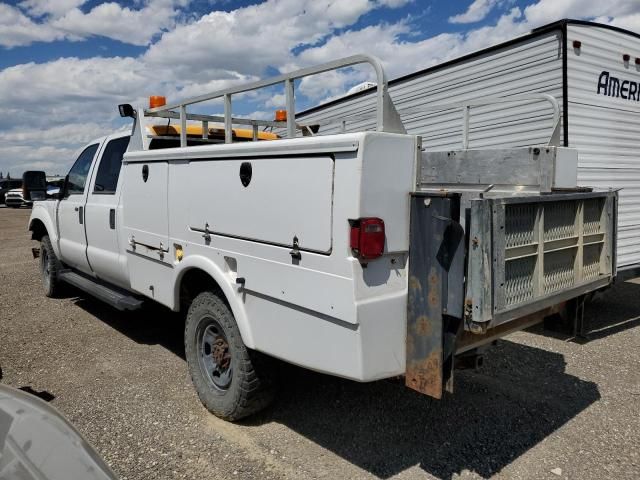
[58,175,69,200]
[22,171,47,201]
[118,104,135,118]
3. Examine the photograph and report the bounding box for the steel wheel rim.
[197,319,232,391]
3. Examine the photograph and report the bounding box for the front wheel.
[185,291,276,421]
[40,235,62,297]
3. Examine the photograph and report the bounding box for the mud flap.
[406,193,465,398]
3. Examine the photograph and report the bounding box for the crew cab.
[27,55,618,421]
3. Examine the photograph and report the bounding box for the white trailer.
[27,54,617,421]
[298,19,640,276]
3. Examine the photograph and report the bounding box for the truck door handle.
[78,206,83,224]
[109,209,116,229]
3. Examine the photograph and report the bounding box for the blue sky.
[0,0,639,176]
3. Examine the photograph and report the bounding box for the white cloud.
[450,0,500,24]
[143,0,394,79]
[0,123,107,147]
[523,0,639,26]
[52,0,186,46]
[0,3,63,48]
[18,0,86,18]
[0,0,188,47]
[0,145,78,176]
[264,94,286,109]
[376,0,412,7]
[594,13,640,34]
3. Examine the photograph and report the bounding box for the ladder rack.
[139,54,405,149]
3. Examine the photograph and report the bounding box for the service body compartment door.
[120,160,173,307]
[187,156,334,253]
[121,161,170,257]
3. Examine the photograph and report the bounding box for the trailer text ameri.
[27,53,617,420]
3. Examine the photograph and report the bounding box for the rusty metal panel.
[466,200,493,324]
[406,193,465,398]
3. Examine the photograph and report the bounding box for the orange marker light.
[274,109,287,122]
[149,95,167,108]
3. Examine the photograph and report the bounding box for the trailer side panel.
[566,24,640,270]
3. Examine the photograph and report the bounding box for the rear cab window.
[93,136,130,194]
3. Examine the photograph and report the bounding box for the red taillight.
[350,217,385,260]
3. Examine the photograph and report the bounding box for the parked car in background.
[0,179,22,205]
[4,189,30,208]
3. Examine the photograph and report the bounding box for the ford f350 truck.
[27,55,617,421]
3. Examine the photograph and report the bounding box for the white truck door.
[57,142,101,274]
[84,135,130,288]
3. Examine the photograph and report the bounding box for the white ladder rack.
[139,54,405,149]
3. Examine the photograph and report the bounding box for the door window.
[67,144,99,195]
[93,136,130,194]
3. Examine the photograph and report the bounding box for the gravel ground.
[1,205,639,480]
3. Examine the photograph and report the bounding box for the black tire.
[185,291,275,421]
[40,235,62,297]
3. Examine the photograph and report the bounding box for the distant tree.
[0,172,3,179]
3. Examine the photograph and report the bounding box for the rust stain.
[415,315,432,336]
[428,267,438,284]
[428,293,439,307]
[405,350,442,399]
[427,267,440,307]
[409,275,422,292]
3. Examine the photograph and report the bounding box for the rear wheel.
[185,291,275,421]
[40,235,62,297]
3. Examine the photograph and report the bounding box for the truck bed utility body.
[28,52,617,418]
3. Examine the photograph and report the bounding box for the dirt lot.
[0,205,639,480]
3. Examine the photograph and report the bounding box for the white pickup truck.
[27,55,617,421]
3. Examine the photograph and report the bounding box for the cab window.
[67,144,99,195]
[93,136,130,194]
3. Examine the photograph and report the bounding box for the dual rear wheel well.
[179,268,227,314]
